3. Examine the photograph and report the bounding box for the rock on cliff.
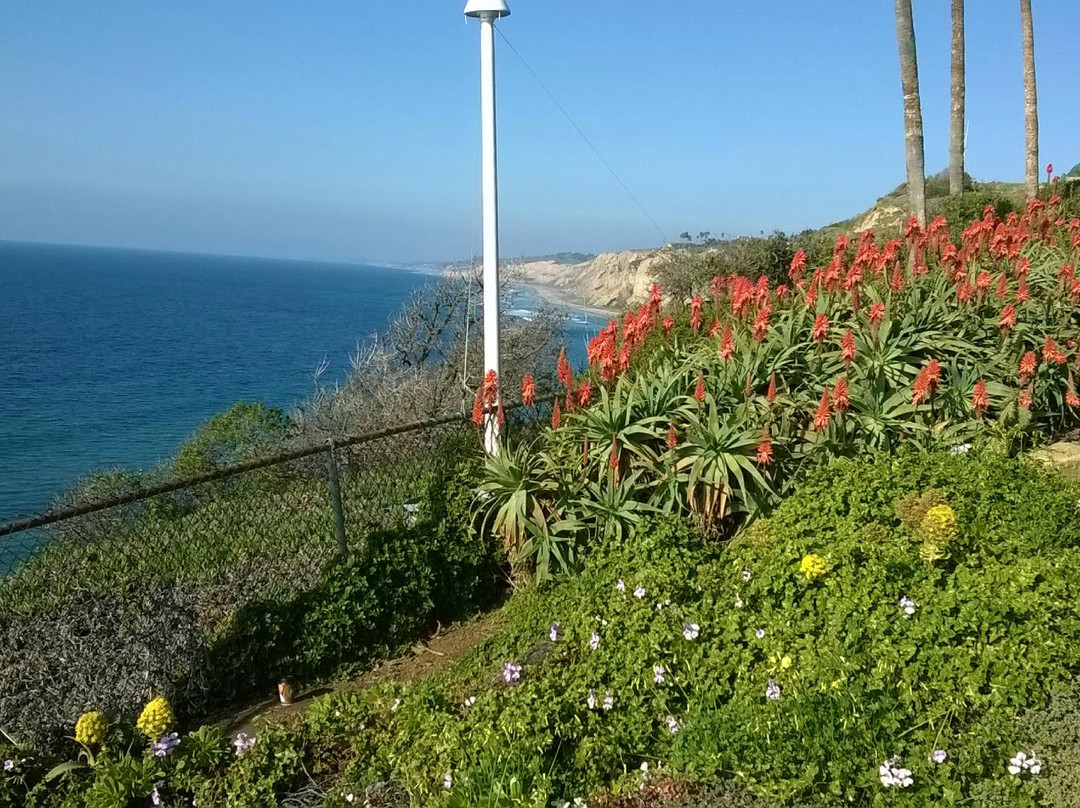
[512,249,667,310]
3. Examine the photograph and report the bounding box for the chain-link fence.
[0,402,550,748]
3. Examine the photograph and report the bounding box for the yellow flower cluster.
[799,553,828,580]
[74,710,107,746]
[136,697,174,740]
[919,503,958,564]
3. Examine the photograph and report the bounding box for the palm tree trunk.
[895,0,927,224]
[1020,0,1039,199]
[949,0,966,195]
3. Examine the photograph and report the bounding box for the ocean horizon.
[0,240,597,522]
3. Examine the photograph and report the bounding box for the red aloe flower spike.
[995,273,1008,300]
[608,436,620,470]
[719,324,735,361]
[690,296,703,332]
[662,316,674,337]
[912,360,941,406]
[789,249,807,285]
[471,388,486,426]
[756,428,773,466]
[1016,278,1029,304]
[709,317,721,338]
[1019,351,1037,380]
[752,306,771,344]
[813,388,831,432]
[694,372,706,403]
[766,373,777,405]
[666,424,678,450]
[833,376,850,413]
[889,266,904,293]
[840,329,856,365]
[521,373,536,406]
[577,380,593,408]
[649,283,662,311]
[556,347,574,392]
[811,313,829,345]
[551,398,562,430]
[869,302,886,327]
[496,403,505,429]
[972,379,989,415]
[1019,386,1033,410]
[1044,336,1067,365]
[998,304,1017,331]
[1068,381,1080,409]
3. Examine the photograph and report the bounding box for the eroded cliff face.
[512,249,667,310]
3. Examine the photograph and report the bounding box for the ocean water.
[0,242,600,522]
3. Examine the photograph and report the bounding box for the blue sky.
[0,1,1076,264]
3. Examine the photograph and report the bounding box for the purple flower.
[664,715,680,734]
[755,628,766,639]
[899,596,917,618]
[633,586,646,599]
[589,632,600,650]
[233,732,256,756]
[3,760,14,772]
[502,662,522,684]
[151,785,162,806]
[548,622,561,642]
[765,679,781,701]
[653,665,666,685]
[151,732,179,758]
[930,749,947,764]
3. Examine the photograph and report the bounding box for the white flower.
[233,732,257,756]
[742,568,753,581]
[1009,751,1043,776]
[634,586,646,599]
[755,628,766,639]
[502,662,523,684]
[589,632,600,650]
[682,622,700,640]
[344,794,355,804]
[930,749,947,764]
[879,757,914,788]
[616,579,626,592]
[391,698,402,712]
[734,594,745,609]
[602,691,614,711]
[549,622,561,642]
[664,714,680,734]
[950,443,972,455]
[653,665,666,684]
[586,689,598,710]
[462,695,477,709]
[443,773,453,789]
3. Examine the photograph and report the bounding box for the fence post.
[326,442,349,557]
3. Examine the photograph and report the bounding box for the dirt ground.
[215,614,503,738]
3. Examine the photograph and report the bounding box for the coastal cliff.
[511,249,667,311]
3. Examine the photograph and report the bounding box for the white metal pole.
[478,11,502,455]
